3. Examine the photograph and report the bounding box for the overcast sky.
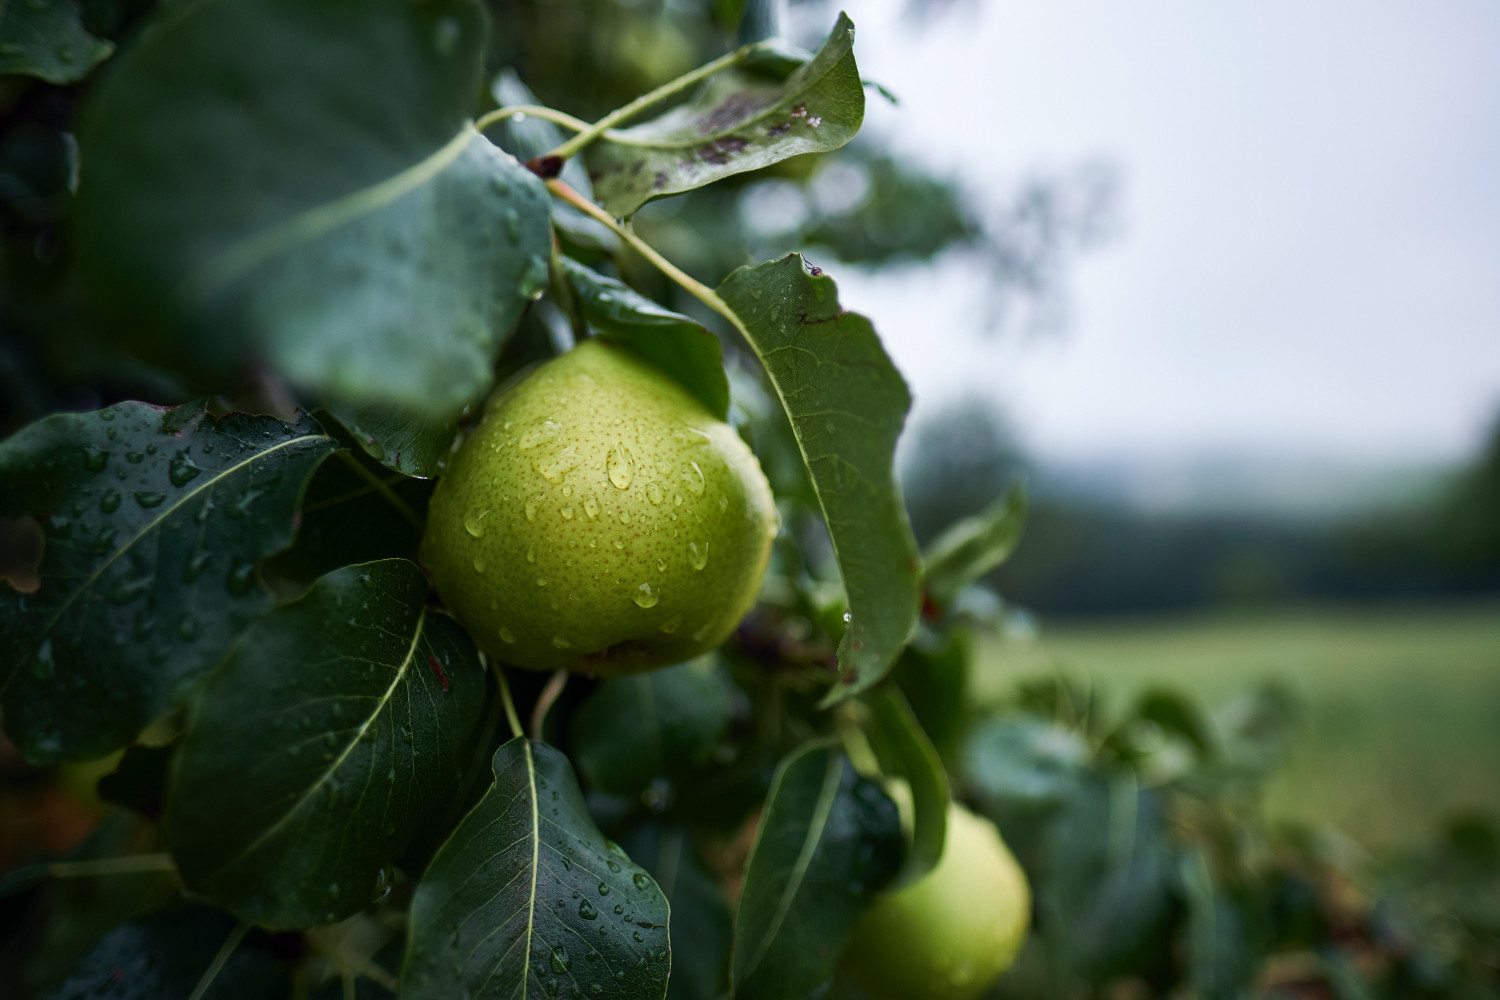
[811,0,1500,464]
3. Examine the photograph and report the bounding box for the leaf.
[324,401,461,479]
[921,481,1028,610]
[731,739,903,1000]
[862,686,949,888]
[572,656,735,799]
[73,0,552,421]
[962,713,1090,817]
[620,824,732,1000]
[164,559,487,930]
[889,626,971,762]
[718,253,920,706]
[266,444,434,583]
[1180,850,1255,1000]
[402,738,671,1000]
[40,907,292,1000]
[584,14,864,216]
[561,257,731,420]
[0,0,113,84]
[0,400,337,763]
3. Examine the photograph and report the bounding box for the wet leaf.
[0,0,113,85]
[718,253,920,706]
[40,907,291,1000]
[922,481,1027,610]
[74,0,551,421]
[323,401,460,479]
[621,824,732,1000]
[584,15,863,216]
[572,656,735,799]
[561,257,730,420]
[165,559,487,929]
[403,738,671,1000]
[731,739,902,1000]
[0,400,336,763]
[862,686,949,888]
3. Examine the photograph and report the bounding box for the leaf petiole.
[493,658,524,740]
[474,104,590,136]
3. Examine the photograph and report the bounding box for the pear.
[839,803,1030,1000]
[422,338,777,674]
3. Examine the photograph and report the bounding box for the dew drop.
[719,494,729,512]
[598,882,610,896]
[538,445,579,483]
[526,545,536,563]
[499,626,516,644]
[99,489,121,513]
[673,493,682,507]
[656,558,666,573]
[520,421,561,450]
[632,872,650,890]
[583,495,600,519]
[134,491,166,509]
[607,443,634,490]
[688,541,708,570]
[561,506,574,520]
[30,638,54,680]
[613,540,624,549]
[552,635,571,649]
[692,620,714,643]
[632,931,644,943]
[169,452,200,487]
[550,946,571,974]
[681,461,705,496]
[632,583,659,609]
[472,554,487,573]
[177,615,199,641]
[525,496,541,521]
[646,483,664,505]
[183,549,212,583]
[578,899,598,919]
[226,562,255,595]
[536,577,548,587]
[464,507,490,537]
[659,614,681,635]
[83,448,109,472]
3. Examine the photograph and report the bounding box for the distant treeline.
[904,403,1500,617]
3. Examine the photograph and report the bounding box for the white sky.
[813,0,1500,463]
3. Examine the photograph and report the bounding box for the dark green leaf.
[324,401,460,480]
[890,626,971,762]
[165,559,487,929]
[0,0,113,84]
[1180,850,1255,1000]
[1132,687,1214,756]
[266,445,433,583]
[0,400,337,763]
[962,714,1089,818]
[40,907,291,1000]
[621,824,731,1000]
[561,257,731,420]
[403,738,671,1000]
[74,0,552,420]
[862,686,948,888]
[572,656,735,799]
[718,254,920,706]
[584,15,863,216]
[731,739,902,1000]
[921,481,1027,610]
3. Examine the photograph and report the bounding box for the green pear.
[839,803,1030,1000]
[422,338,777,674]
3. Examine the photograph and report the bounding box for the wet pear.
[422,338,777,674]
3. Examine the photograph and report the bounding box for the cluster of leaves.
[3,4,1494,1000]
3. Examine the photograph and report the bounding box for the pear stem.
[495,661,524,741]
[530,670,569,742]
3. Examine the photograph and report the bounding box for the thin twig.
[187,921,250,1000]
[474,104,591,136]
[494,659,524,740]
[529,670,569,742]
[44,853,178,879]
[335,451,422,531]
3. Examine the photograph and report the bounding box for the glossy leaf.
[621,824,732,1000]
[403,738,671,1000]
[0,400,336,763]
[862,686,949,888]
[584,15,863,216]
[922,481,1027,610]
[731,739,902,1000]
[889,626,971,762]
[561,257,730,419]
[718,253,920,706]
[324,401,461,479]
[0,0,113,84]
[41,907,291,1000]
[74,0,552,422]
[572,656,735,798]
[165,559,485,929]
[962,713,1090,817]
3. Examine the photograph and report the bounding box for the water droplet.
[499,626,516,644]
[83,448,109,471]
[550,946,571,974]
[646,483,664,505]
[503,208,521,241]
[525,496,542,521]
[692,620,714,642]
[536,576,549,588]
[688,541,708,570]
[134,491,166,508]
[607,443,634,490]
[194,500,214,524]
[719,494,730,512]
[226,562,255,595]
[464,507,490,537]
[169,452,200,487]
[632,583,659,608]
[659,614,682,634]
[177,615,199,641]
[526,545,536,563]
[560,506,574,520]
[184,549,212,583]
[472,554,487,573]
[656,558,666,573]
[613,539,625,549]
[681,461,705,496]
[632,872,650,890]
[597,881,610,896]
[108,575,151,605]
[632,931,644,943]
[30,638,54,680]
[843,611,853,623]
[581,495,600,520]
[126,451,144,464]
[99,489,121,513]
[578,899,598,919]
[552,635,571,649]
[673,493,683,507]
[521,421,561,450]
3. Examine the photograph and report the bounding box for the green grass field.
[974,600,1500,849]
